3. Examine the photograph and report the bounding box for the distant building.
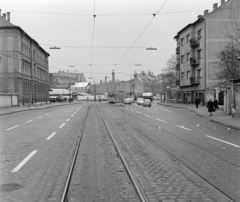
[49,71,86,89]
[174,0,237,105]
[0,10,50,105]
[70,82,90,94]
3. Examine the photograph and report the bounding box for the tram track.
[110,105,236,202]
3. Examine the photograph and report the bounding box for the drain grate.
[0,183,24,192]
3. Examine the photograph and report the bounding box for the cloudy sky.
[2,0,221,82]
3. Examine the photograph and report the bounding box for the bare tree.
[163,54,177,87]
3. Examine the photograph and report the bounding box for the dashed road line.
[11,150,38,172]
[136,111,141,114]
[38,116,43,118]
[156,118,167,123]
[144,114,151,117]
[206,135,240,148]
[46,132,57,140]
[66,118,70,122]
[45,113,49,115]
[59,123,65,128]
[176,125,192,131]
[71,115,74,117]
[6,125,19,131]
[26,120,33,123]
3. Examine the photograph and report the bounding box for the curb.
[0,102,82,116]
[157,102,240,131]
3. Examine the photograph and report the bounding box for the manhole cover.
[0,183,24,192]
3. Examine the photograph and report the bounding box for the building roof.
[73,82,90,88]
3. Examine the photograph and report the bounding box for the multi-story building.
[174,0,237,105]
[0,10,50,105]
[49,71,86,89]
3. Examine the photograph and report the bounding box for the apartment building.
[0,10,50,105]
[174,0,238,105]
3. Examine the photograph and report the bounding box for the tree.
[163,54,177,87]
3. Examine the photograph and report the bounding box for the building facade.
[0,11,50,105]
[174,0,237,105]
[49,71,86,89]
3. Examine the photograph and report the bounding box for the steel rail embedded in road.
[114,106,235,202]
[60,106,90,202]
[96,105,148,202]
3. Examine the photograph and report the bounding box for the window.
[197,49,202,58]
[181,55,184,63]
[187,71,190,79]
[181,72,184,80]
[197,69,201,78]
[181,38,184,46]
[197,30,201,39]
[187,53,190,61]
[187,34,190,43]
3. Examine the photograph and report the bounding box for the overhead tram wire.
[89,0,96,78]
[115,0,169,66]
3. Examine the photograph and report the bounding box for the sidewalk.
[156,101,240,131]
[0,101,80,116]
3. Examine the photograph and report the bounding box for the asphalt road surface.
[0,102,239,202]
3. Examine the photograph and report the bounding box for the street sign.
[146,47,157,50]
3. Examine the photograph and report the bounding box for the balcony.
[176,80,180,86]
[190,57,200,66]
[190,77,200,85]
[176,47,180,54]
[190,37,200,47]
[176,63,180,70]
[180,79,191,86]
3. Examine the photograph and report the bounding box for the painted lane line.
[144,114,151,117]
[206,135,240,148]
[136,111,141,114]
[156,118,167,123]
[45,113,49,115]
[46,132,57,140]
[11,150,38,172]
[6,125,19,131]
[26,120,33,123]
[38,116,43,118]
[59,123,65,128]
[176,125,192,131]
[66,118,70,122]
[71,115,74,117]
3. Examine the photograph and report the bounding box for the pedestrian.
[195,97,200,108]
[231,104,236,118]
[213,98,219,111]
[207,99,214,116]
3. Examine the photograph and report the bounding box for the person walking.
[207,99,214,116]
[195,97,200,108]
[213,98,219,111]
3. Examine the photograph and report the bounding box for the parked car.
[143,99,151,107]
[56,96,64,102]
[124,98,132,104]
[136,98,145,105]
[129,98,135,103]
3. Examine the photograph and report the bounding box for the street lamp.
[49,46,61,49]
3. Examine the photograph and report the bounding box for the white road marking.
[6,125,19,131]
[71,115,74,117]
[136,111,141,113]
[156,118,167,123]
[144,114,151,117]
[45,113,49,115]
[38,116,43,118]
[206,135,240,148]
[66,118,70,122]
[176,125,192,131]
[26,120,33,123]
[159,126,161,130]
[11,150,38,172]
[46,132,56,140]
[59,123,65,128]
[196,124,200,126]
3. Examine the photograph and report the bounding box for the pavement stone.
[155,101,240,131]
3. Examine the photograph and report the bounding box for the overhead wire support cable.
[115,0,169,65]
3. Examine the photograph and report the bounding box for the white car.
[137,98,145,105]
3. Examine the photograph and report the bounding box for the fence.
[0,94,19,107]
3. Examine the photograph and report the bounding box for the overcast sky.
[1,0,222,83]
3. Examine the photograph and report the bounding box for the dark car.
[56,96,64,102]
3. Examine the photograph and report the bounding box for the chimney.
[2,13,6,19]
[221,0,225,5]
[6,12,10,22]
[204,10,209,15]
[198,15,202,19]
[105,76,107,84]
[213,3,218,10]
[112,70,116,93]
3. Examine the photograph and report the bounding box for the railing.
[190,77,200,84]
[190,37,200,47]
[190,57,200,66]
[176,47,180,54]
